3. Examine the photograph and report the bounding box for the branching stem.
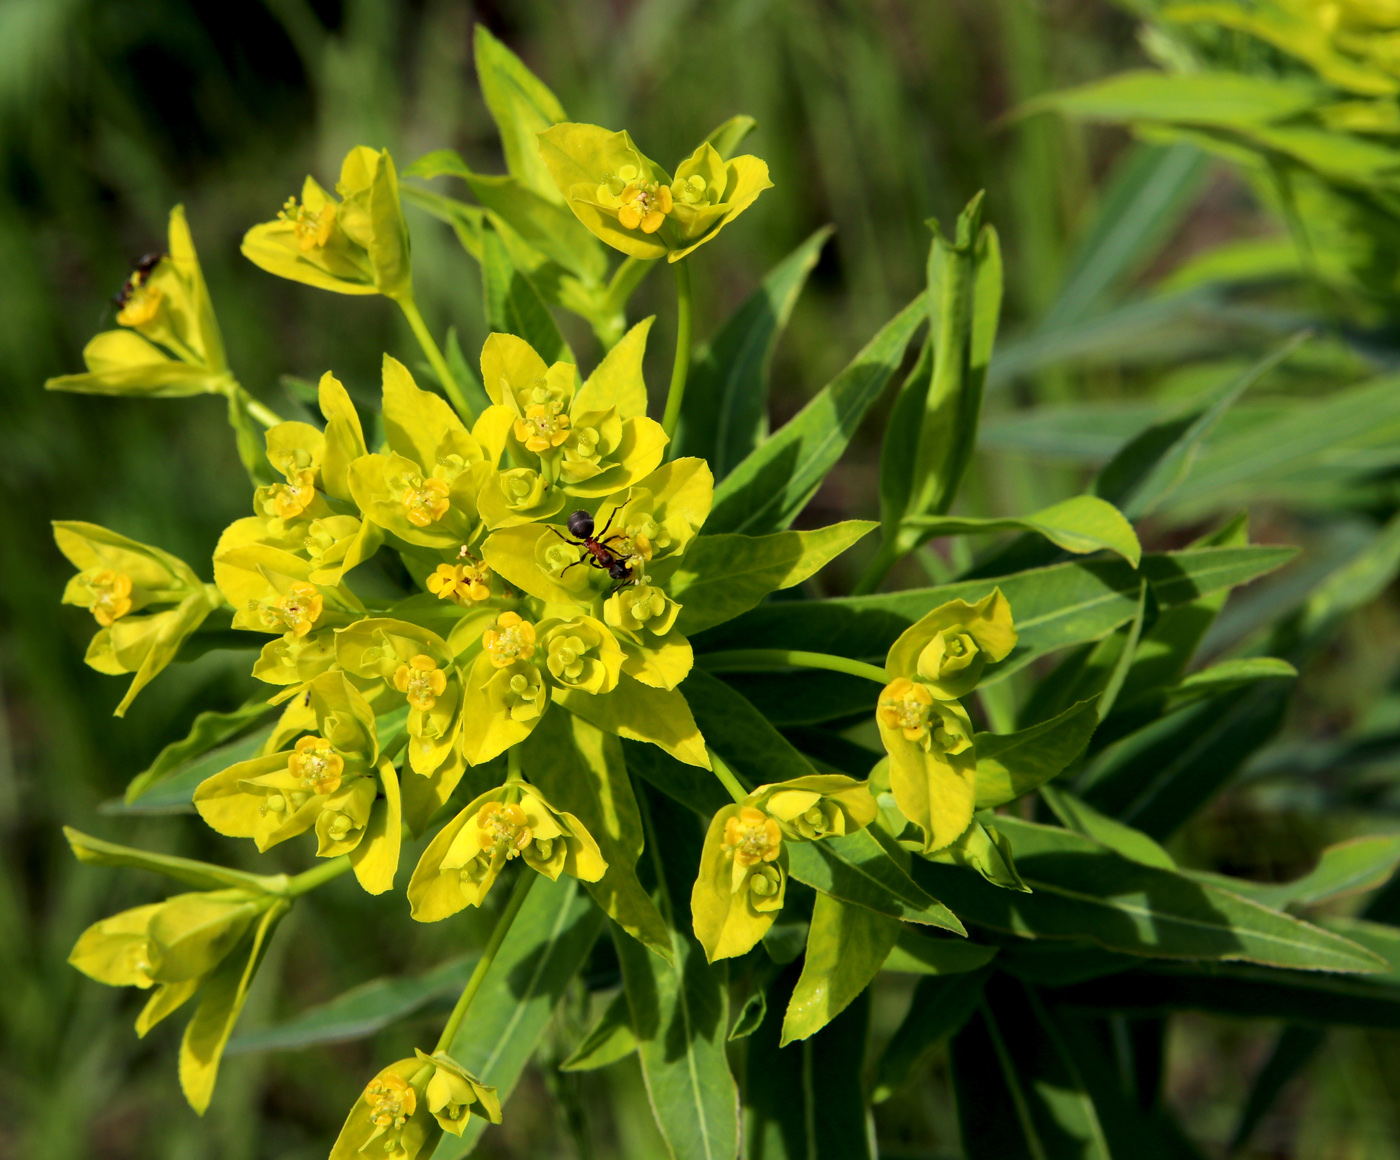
[399,296,473,422]
[660,259,693,446]
[696,648,891,686]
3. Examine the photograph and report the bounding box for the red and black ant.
[112,251,167,312]
[549,509,639,593]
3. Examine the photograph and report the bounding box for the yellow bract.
[329,1058,438,1160]
[538,123,773,262]
[242,146,412,300]
[692,802,788,962]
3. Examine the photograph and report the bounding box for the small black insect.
[112,251,167,311]
[550,508,637,592]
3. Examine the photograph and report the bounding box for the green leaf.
[872,967,991,1102]
[676,227,831,477]
[1191,836,1400,911]
[702,114,758,159]
[914,819,1387,972]
[227,955,473,1054]
[680,669,820,787]
[780,892,899,1044]
[480,221,573,365]
[400,184,485,259]
[125,699,274,803]
[558,677,710,769]
[434,875,604,1160]
[908,496,1141,567]
[526,709,673,962]
[952,978,1112,1160]
[560,990,637,1071]
[471,25,570,203]
[745,971,874,1160]
[179,900,289,1114]
[974,699,1101,809]
[694,546,1294,693]
[1039,787,1177,870]
[786,831,964,932]
[64,827,276,894]
[670,521,876,636]
[1168,656,1297,706]
[1031,70,1322,126]
[616,788,739,1160]
[882,929,999,975]
[708,293,926,536]
[1096,332,1310,519]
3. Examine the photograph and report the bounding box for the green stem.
[228,379,282,428]
[506,746,524,784]
[435,869,536,1053]
[707,747,750,805]
[399,296,473,422]
[600,256,657,326]
[285,855,353,897]
[851,537,900,596]
[660,259,693,445]
[696,649,891,685]
[379,730,409,765]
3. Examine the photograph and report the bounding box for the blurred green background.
[4,1,1393,1156]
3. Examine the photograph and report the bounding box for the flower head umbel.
[874,590,1016,853]
[193,672,402,894]
[691,803,787,962]
[54,521,221,716]
[407,782,606,921]
[45,206,231,399]
[243,146,412,300]
[416,1050,502,1135]
[539,124,772,262]
[330,1058,438,1160]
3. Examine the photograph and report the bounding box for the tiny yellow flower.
[80,569,135,627]
[482,611,537,667]
[395,654,449,711]
[514,402,572,452]
[402,475,452,528]
[539,616,623,695]
[426,560,493,605]
[416,1049,501,1135]
[877,677,938,743]
[692,802,788,962]
[288,735,345,796]
[329,1058,438,1160]
[723,805,782,871]
[250,580,324,638]
[885,590,1018,701]
[748,774,878,843]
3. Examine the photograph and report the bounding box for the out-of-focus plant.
[35,14,1400,1160]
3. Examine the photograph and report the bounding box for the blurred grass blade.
[1228,1026,1326,1155]
[1191,835,1400,911]
[873,966,990,1102]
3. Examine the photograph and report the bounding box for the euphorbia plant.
[49,25,1400,1160]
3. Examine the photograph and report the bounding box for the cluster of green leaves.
[41,16,1400,1160]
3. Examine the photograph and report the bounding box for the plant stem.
[435,869,536,1053]
[852,538,900,596]
[507,746,524,784]
[598,256,658,339]
[696,649,891,685]
[660,259,693,446]
[707,747,750,805]
[228,380,282,428]
[399,296,474,422]
[285,855,353,896]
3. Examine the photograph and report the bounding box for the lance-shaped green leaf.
[179,899,290,1114]
[693,545,1294,688]
[780,891,899,1044]
[227,955,474,1054]
[616,788,739,1160]
[434,874,604,1159]
[912,819,1386,972]
[883,929,999,975]
[786,831,963,932]
[668,521,875,636]
[559,990,636,1071]
[675,226,831,476]
[905,496,1141,567]
[879,194,1003,561]
[681,669,820,786]
[472,24,571,203]
[480,222,573,365]
[1190,836,1400,912]
[746,970,874,1160]
[872,966,991,1102]
[1039,787,1176,870]
[1167,656,1297,708]
[708,293,926,536]
[124,699,275,803]
[556,677,710,769]
[1029,69,1322,126]
[1095,332,1310,519]
[525,709,672,962]
[974,699,1101,809]
[65,827,279,894]
[951,977,1112,1160]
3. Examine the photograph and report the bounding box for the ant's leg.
[595,507,618,539]
[548,526,586,547]
[560,559,584,577]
